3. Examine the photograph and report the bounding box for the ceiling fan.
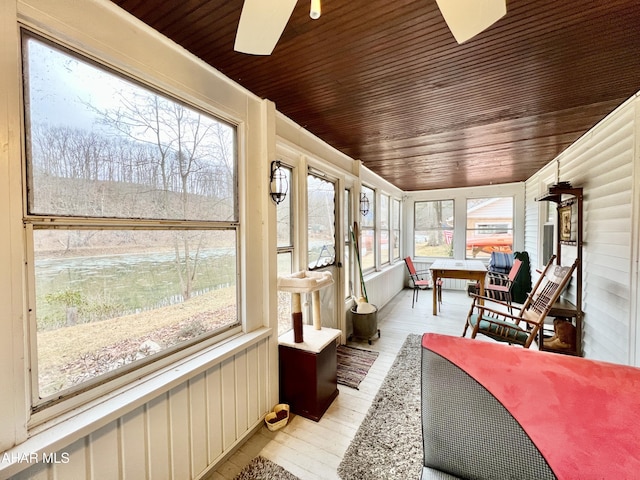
[234,0,506,56]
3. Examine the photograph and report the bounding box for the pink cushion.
[486,284,509,293]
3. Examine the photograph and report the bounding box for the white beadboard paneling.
[257,340,269,418]
[245,344,260,425]
[9,337,273,480]
[233,352,249,436]
[363,262,405,308]
[147,393,172,479]
[170,383,192,480]
[53,437,87,480]
[89,422,120,479]
[120,405,148,479]
[206,364,224,464]
[220,357,238,452]
[10,462,48,480]
[189,372,209,478]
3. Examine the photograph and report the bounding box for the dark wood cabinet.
[536,184,583,356]
[278,326,341,421]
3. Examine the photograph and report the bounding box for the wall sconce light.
[359,192,370,216]
[270,160,288,205]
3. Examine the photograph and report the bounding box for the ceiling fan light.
[234,0,297,55]
[436,0,506,44]
[310,0,321,20]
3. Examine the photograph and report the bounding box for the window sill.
[1,328,272,478]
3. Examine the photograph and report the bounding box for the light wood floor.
[207,288,477,480]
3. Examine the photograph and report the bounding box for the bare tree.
[91,90,230,299]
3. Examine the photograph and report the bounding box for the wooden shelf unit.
[535,185,583,356]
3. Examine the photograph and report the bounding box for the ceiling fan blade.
[234,0,298,55]
[435,0,506,44]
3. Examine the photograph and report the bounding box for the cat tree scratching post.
[277,270,334,342]
[277,270,339,421]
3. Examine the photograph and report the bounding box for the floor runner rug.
[233,456,300,480]
[336,345,379,389]
[337,334,422,479]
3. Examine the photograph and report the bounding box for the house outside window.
[466,197,514,258]
[23,35,239,409]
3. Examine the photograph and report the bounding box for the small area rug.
[234,456,300,480]
[336,345,379,389]
[337,334,423,479]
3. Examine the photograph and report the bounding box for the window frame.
[21,32,242,417]
[380,193,390,266]
[465,196,514,260]
[391,198,401,261]
[276,163,295,336]
[306,171,337,271]
[409,184,523,262]
[344,187,353,299]
[359,185,376,272]
[413,199,455,259]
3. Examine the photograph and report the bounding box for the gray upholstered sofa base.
[422,467,461,479]
[420,335,555,480]
[420,332,640,480]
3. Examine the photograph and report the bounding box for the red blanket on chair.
[422,333,640,479]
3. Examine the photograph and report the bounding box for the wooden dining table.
[429,259,487,315]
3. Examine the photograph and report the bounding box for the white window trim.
[406,183,525,261]
[21,29,243,423]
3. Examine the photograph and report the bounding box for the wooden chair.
[462,255,578,348]
[484,258,523,313]
[404,256,432,308]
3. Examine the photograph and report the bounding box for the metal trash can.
[349,305,380,345]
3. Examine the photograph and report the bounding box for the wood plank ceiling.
[111,0,640,191]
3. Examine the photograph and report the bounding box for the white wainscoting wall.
[10,334,273,480]
[363,262,407,309]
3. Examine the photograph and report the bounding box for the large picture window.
[466,197,514,258]
[23,35,239,406]
[414,200,454,257]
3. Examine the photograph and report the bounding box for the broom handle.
[351,222,368,302]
